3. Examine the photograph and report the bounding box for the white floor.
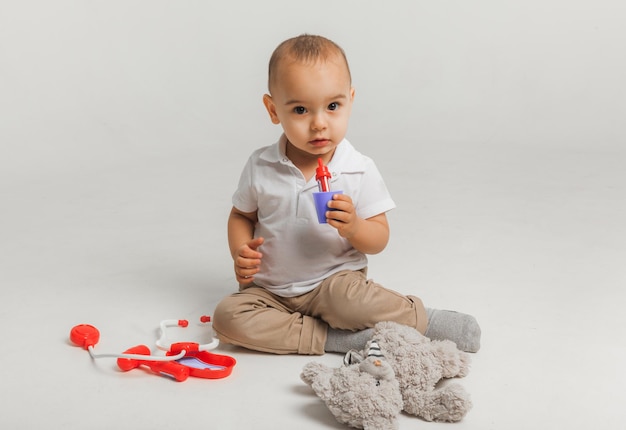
[2,139,625,429]
[2,1,626,429]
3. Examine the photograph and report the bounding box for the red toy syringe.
[315,158,331,192]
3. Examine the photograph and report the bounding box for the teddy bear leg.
[300,362,334,401]
[432,339,471,378]
[403,383,472,422]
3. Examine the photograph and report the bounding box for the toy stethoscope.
[70,316,236,382]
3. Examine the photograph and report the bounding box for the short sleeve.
[355,158,396,220]
[231,156,258,213]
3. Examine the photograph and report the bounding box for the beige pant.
[212,269,427,355]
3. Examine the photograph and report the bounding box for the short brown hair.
[267,34,351,92]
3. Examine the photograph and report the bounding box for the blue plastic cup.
[313,191,343,223]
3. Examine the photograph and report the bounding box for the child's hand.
[233,237,264,285]
[326,194,359,239]
[326,194,390,255]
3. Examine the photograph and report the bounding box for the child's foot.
[325,327,374,353]
[425,308,481,352]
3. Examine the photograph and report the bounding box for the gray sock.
[425,308,481,353]
[325,328,374,353]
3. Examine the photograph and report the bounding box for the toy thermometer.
[315,158,331,192]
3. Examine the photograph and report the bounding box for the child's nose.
[311,113,327,131]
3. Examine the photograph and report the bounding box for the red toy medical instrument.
[70,316,236,382]
[316,157,331,192]
[116,345,190,382]
[155,317,235,379]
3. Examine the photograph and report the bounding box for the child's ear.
[263,94,280,124]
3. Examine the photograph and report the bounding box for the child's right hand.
[233,237,264,285]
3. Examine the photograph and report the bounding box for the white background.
[1,1,625,429]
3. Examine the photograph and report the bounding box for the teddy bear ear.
[343,350,364,366]
[343,340,385,366]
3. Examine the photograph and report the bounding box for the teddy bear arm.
[402,383,472,422]
[431,340,471,378]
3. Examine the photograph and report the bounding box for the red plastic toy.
[117,345,190,382]
[156,318,236,379]
[69,316,236,382]
[315,158,331,192]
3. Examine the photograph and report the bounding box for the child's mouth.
[310,139,330,147]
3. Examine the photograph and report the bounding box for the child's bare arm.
[228,207,263,285]
[326,194,390,255]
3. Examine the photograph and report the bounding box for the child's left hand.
[325,193,390,255]
[326,193,359,239]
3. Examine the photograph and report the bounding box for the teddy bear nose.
[374,360,382,367]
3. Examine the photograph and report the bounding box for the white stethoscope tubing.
[88,346,186,361]
[156,319,219,352]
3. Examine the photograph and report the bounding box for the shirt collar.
[259,134,366,173]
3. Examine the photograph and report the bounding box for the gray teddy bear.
[301,321,472,429]
[301,340,403,429]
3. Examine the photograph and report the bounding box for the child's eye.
[328,102,339,111]
[294,106,307,115]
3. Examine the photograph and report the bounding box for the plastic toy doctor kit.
[313,157,343,224]
[70,316,236,382]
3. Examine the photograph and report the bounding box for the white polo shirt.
[232,135,396,297]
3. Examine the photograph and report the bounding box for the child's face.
[263,55,355,161]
